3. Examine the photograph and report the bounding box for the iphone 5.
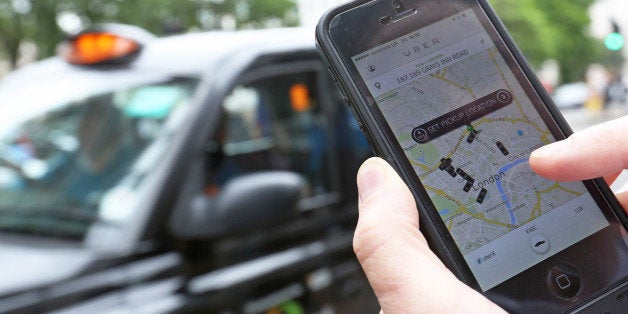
[316,0,628,312]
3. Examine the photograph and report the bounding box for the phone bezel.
[316,0,628,310]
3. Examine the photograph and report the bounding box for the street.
[560,105,627,132]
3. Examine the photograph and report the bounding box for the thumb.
[355,157,504,313]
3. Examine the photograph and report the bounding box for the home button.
[547,262,582,299]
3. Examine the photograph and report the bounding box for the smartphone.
[316,0,628,312]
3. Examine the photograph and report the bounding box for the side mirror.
[170,171,307,239]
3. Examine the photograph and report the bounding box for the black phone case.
[316,0,628,311]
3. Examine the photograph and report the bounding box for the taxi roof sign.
[60,23,155,65]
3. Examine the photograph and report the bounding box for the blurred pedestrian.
[604,71,627,106]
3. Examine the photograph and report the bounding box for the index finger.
[530,116,628,182]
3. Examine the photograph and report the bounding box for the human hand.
[530,116,628,213]
[355,157,506,313]
[354,117,628,313]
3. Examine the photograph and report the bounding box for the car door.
[168,57,376,312]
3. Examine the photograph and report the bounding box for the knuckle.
[353,220,387,264]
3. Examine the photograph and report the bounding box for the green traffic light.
[605,32,624,51]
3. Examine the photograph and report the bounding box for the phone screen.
[350,8,609,291]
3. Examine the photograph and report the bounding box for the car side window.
[210,70,330,196]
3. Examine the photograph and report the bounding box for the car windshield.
[0,76,199,239]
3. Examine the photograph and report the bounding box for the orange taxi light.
[290,83,311,112]
[64,33,140,65]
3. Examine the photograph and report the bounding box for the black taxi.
[0,24,376,313]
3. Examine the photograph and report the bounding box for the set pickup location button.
[412,89,513,144]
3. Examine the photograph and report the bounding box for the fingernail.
[357,160,387,203]
[531,140,567,159]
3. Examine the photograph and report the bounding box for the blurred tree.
[491,0,602,83]
[0,0,297,69]
[490,0,558,67]
[0,1,61,67]
[246,0,299,28]
[532,0,601,83]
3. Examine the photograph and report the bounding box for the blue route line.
[495,158,528,226]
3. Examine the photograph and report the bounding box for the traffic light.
[604,21,624,51]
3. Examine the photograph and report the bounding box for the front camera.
[381,0,417,25]
[392,0,405,12]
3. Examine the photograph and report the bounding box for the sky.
[590,0,628,38]
[296,0,347,27]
